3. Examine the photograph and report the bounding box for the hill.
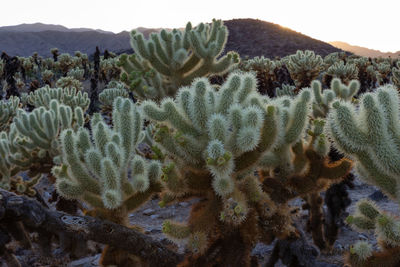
[0,19,343,58]
[329,41,400,58]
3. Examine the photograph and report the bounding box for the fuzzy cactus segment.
[328,84,400,199]
[119,19,239,100]
[53,97,161,211]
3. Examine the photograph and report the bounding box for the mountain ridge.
[329,41,400,58]
[0,19,343,58]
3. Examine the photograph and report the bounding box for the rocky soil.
[1,174,397,267]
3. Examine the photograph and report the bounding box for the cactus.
[323,60,358,85]
[329,84,400,265]
[55,76,83,91]
[392,62,400,89]
[240,56,278,97]
[0,96,20,131]
[99,84,129,113]
[28,86,90,111]
[119,19,240,100]
[0,99,84,192]
[312,78,360,118]
[52,97,161,266]
[275,83,296,97]
[285,50,323,90]
[142,72,319,265]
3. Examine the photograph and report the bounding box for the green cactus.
[28,86,90,111]
[119,19,240,100]
[142,72,321,265]
[329,84,400,265]
[0,96,20,131]
[0,99,84,192]
[52,97,161,266]
[53,97,161,217]
[324,60,359,85]
[99,86,129,113]
[285,50,323,90]
[275,84,296,97]
[392,62,400,89]
[55,76,83,91]
[312,78,360,118]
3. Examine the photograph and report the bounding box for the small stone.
[358,233,368,240]
[179,202,190,207]
[150,214,160,220]
[368,190,388,202]
[142,208,155,216]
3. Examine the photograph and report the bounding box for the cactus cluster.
[119,19,239,100]
[285,50,323,90]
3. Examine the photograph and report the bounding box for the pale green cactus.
[330,84,400,265]
[328,84,400,199]
[324,61,359,84]
[285,50,323,89]
[119,19,240,100]
[0,96,20,131]
[67,67,84,81]
[0,99,84,191]
[55,76,83,91]
[99,86,129,112]
[392,62,400,89]
[374,61,391,85]
[275,84,296,97]
[141,72,302,263]
[53,97,161,218]
[28,86,90,111]
[312,78,360,118]
[42,69,54,85]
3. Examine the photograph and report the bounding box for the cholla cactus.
[240,56,278,97]
[42,69,54,85]
[324,61,359,85]
[392,62,400,89]
[119,19,240,100]
[56,53,76,75]
[285,50,323,90]
[329,84,400,265]
[99,87,129,113]
[142,72,322,265]
[28,86,90,111]
[345,199,400,266]
[275,84,296,97]
[312,78,360,118]
[374,61,392,85]
[0,96,20,131]
[67,67,84,81]
[55,76,83,91]
[0,100,84,191]
[52,97,161,265]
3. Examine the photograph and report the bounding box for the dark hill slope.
[224,19,343,58]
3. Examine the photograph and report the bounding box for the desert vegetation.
[0,19,400,267]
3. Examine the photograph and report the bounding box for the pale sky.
[2,0,399,52]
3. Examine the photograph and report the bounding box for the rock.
[68,254,100,267]
[150,214,160,220]
[142,208,155,216]
[178,202,190,207]
[368,190,388,202]
[358,233,368,241]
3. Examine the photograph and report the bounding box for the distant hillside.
[330,41,400,58]
[224,19,343,58]
[0,22,113,34]
[0,19,343,58]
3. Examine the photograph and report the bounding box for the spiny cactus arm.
[392,62,400,89]
[235,105,278,172]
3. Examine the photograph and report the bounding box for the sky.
[1,0,399,52]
